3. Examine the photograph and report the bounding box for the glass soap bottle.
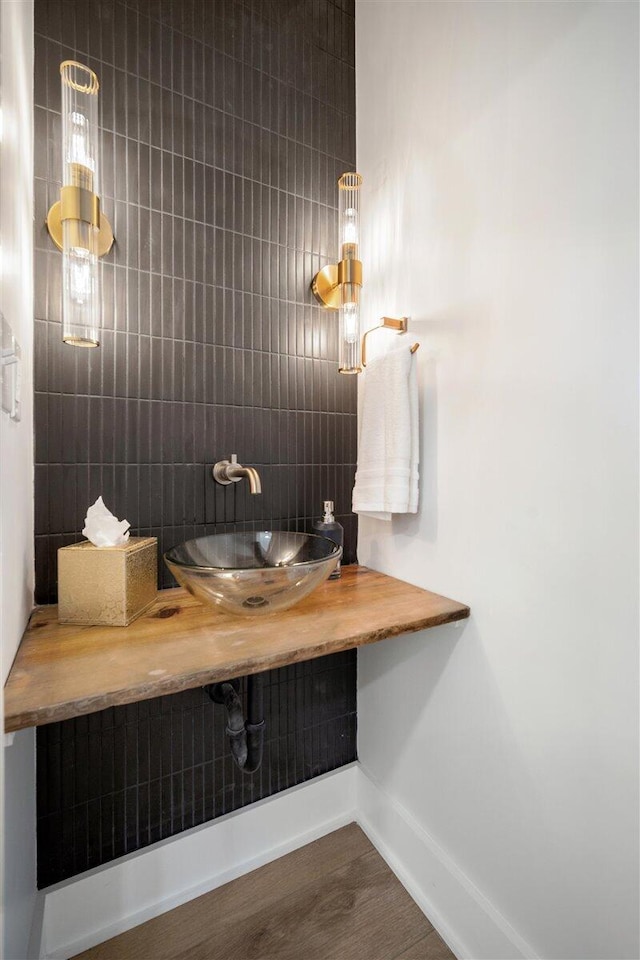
[313,501,343,579]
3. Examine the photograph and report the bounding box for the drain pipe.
[205,674,265,774]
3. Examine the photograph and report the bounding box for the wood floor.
[73,824,457,960]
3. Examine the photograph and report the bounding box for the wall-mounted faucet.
[213,455,262,494]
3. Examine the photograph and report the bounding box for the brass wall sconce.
[45,61,114,347]
[312,172,363,374]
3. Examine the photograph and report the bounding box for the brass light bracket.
[311,263,340,309]
[311,258,363,310]
[46,187,114,257]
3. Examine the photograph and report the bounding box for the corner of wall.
[355,766,537,960]
[1,2,37,959]
[0,0,35,683]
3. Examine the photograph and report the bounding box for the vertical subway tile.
[35,0,356,889]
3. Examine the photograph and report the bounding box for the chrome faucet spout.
[212,456,262,495]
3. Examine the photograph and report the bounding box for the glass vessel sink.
[164,531,341,617]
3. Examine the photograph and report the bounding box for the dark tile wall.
[37,652,357,888]
[33,0,357,886]
[34,0,357,597]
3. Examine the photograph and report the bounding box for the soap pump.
[312,500,343,579]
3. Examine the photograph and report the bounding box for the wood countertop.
[3,566,470,732]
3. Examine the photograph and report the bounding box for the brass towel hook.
[361,317,420,368]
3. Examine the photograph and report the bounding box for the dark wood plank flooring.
[73,824,456,960]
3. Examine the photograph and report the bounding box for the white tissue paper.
[82,496,131,547]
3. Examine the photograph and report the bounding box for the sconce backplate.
[45,200,115,257]
[311,263,341,310]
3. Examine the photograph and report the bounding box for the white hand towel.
[352,345,419,521]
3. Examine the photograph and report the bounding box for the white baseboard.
[35,762,536,960]
[36,764,358,960]
[355,766,538,960]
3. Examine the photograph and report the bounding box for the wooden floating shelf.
[3,566,470,733]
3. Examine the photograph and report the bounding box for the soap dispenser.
[312,501,343,579]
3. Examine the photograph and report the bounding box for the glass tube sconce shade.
[62,63,100,346]
[46,61,114,347]
[311,172,363,374]
[337,172,362,373]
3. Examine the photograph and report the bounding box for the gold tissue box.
[57,537,158,626]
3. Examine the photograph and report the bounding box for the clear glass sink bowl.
[164,531,341,617]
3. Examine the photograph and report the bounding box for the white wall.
[356,3,639,959]
[0,0,35,682]
[0,1,36,958]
